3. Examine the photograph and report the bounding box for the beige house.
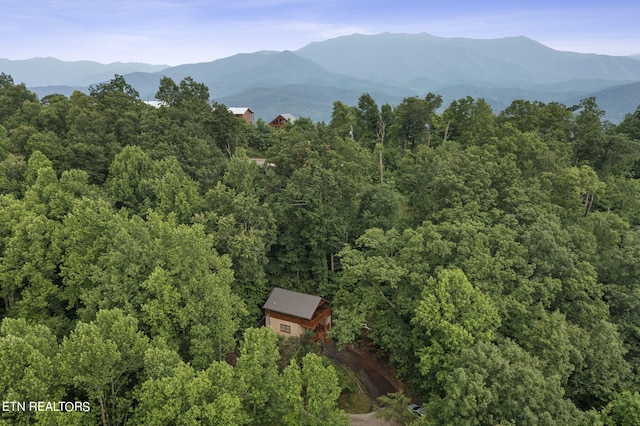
[229,107,254,124]
[263,287,331,340]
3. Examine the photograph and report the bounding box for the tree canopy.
[1,73,640,424]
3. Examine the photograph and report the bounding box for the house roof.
[263,287,323,320]
[229,107,253,115]
[269,113,296,122]
[144,100,165,108]
[280,113,296,123]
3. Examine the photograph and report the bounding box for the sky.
[3,0,639,65]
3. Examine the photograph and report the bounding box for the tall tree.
[442,96,495,145]
[354,93,381,149]
[134,347,243,426]
[425,340,591,425]
[391,93,442,151]
[57,309,150,426]
[0,318,61,426]
[0,73,39,125]
[234,327,284,425]
[572,97,606,170]
[413,268,500,391]
[300,353,350,426]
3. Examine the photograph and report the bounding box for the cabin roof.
[263,287,324,320]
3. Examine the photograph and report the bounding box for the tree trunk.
[99,394,109,426]
[584,193,595,217]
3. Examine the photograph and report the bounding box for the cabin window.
[280,324,291,333]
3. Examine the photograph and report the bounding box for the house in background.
[269,113,296,128]
[263,287,331,340]
[143,100,165,108]
[229,107,254,124]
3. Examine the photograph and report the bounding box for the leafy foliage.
[1,73,639,424]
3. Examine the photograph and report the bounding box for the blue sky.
[3,0,639,65]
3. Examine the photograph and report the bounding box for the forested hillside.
[2,71,640,424]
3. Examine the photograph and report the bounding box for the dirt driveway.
[349,412,398,426]
[323,340,405,426]
[324,340,400,399]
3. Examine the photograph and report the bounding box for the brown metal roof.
[263,287,322,320]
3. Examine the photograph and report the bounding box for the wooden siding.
[265,305,331,338]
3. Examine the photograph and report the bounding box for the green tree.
[105,145,155,212]
[498,99,546,134]
[514,309,577,384]
[375,392,416,425]
[155,76,209,109]
[89,74,140,101]
[549,165,606,218]
[353,93,381,149]
[572,97,606,170]
[441,96,495,145]
[355,180,406,234]
[617,104,640,141]
[266,124,371,290]
[137,215,245,367]
[329,100,356,140]
[300,353,349,426]
[0,153,26,196]
[0,194,66,332]
[57,309,149,426]
[567,321,631,409]
[210,101,243,155]
[63,90,115,183]
[134,347,243,426]
[145,156,202,223]
[391,93,442,151]
[426,340,590,425]
[602,391,640,426]
[0,318,61,426]
[280,358,305,425]
[88,75,145,158]
[155,76,180,106]
[196,181,275,322]
[413,268,500,388]
[222,148,262,195]
[234,327,284,425]
[331,224,455,374]
[0,73,39,125]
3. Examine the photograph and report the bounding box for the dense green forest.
[2,71,640,425]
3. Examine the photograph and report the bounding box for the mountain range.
[3,33,640,123]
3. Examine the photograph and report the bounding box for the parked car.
[408,403,425,417]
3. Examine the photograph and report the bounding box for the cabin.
[263,287,331,340]
[269,113,296,128]
[228,107,254,124]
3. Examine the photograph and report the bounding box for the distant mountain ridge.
[296,33,640,88]
[2,33,640,123]
[0,57,168,86]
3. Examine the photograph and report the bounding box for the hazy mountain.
[296,33,640,90]
[30,85,85,99]
[5,33,640,123]
[563,82,640,122]
[0,57,168,86]
[123,50,406,101]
